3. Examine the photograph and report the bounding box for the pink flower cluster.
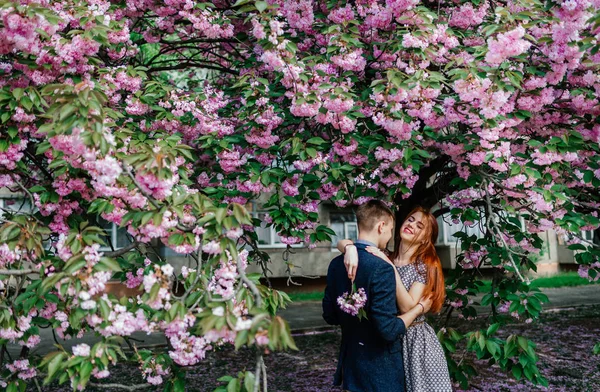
[485,26,531,65]
[282,0,315,32]
[6,359,36,380]
[165,315,212,366]
[0,139,27,170]
[460,247,488,269]
[578,262,600,282]
[208,250,248,299]
[142,360,170,386]
[449,2,489,29]
[337,287,367,317]
[135,169,179,201]
[0,244,19,269]
[142,265,173,310]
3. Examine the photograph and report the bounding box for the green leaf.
[486,323,500,336]
[169,233,185,245]
[567,243,586,251]
[174,376,186,392]
[227,378,241,392]
[21,96,33,111]
[12,88,24,100]
[481,293,493,306]
[486,340,498,356]
[512,365,523,380]
[79,361,93,387]
[97,257,122,272]
[523,365,533,380]
[60,104,77,121]
[255,1,268,12]
[477,332,486,351]
[45,352,66,384]
[243,371,256,392]
[517,336,529,351]
[306,137,326,145]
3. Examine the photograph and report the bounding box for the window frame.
[329,211,359,250]
[251,206,303,249]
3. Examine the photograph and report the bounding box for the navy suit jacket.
[322,243,406,392]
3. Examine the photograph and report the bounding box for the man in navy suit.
[323,200,431,392]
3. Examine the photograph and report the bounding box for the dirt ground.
[26,305,600,391]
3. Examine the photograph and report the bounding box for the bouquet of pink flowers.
[337,284,368,320]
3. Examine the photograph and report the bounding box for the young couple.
[323,200,452,392]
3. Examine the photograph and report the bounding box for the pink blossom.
[6,359,36,380]
[72,343,91,356]
[485,26,531,65]
[331,49,366,72]
[337,287,367,317]
[282,175,300,197]
[202,240,222,255]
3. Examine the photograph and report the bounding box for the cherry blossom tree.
[1,0,600,390]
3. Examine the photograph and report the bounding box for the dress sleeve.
[415,261,427,285]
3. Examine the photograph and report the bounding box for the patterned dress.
[396,262,453,392]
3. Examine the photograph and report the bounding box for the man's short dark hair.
[355,200,394,232]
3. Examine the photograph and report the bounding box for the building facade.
[0,190,586,278]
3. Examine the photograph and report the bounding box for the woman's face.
[399,211,426,244]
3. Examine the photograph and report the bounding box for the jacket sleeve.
[370,261,406,342]
[322,260,340,325]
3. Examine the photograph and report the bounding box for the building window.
[249,204,302,248]
[99,219,131,251]
[254,211,284,247]
[330,212,358,249]
[582,230,594,242]
[436,215,485,245]
[0,198,33,216]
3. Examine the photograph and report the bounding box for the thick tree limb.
[147,62,239,75]
[104,241,141,258]
[0,269,36,276]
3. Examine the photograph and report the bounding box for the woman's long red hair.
[390,206,446,313]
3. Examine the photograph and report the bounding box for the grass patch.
[285,272,598,302]
[286,291,325,302]
[479,272,600,291]
[529,272,598,289]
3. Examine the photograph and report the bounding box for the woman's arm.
[366,246,426,313]
[391,269,426,313]
[336,239,354,253]
[337,239,359,281]
[399,295,432,328]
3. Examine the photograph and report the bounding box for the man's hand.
[343,245,358,281]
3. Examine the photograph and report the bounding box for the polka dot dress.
[397,262,452,392]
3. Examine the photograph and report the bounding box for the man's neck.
[357,233,380,247]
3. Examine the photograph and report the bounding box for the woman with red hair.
[338,206,452,391]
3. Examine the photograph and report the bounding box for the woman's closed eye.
[408,216,424,230]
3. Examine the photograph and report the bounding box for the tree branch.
[0,269,36,276]
[238,252,262,308]
[147,62,239,75]
[104,241,141,258]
